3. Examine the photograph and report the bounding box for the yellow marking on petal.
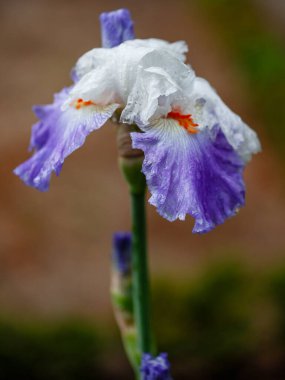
[167,111,199,134]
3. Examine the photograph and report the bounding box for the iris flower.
[14,9,260,233]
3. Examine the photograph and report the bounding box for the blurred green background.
[1,0,285,378]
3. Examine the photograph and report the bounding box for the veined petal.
[193,77,261,162]
[29,87,71,151]
[14,88,119,191]
[131,119,245,233]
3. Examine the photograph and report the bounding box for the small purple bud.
[141,353,173,380]
[100,8,135,48]
[112,232,132,275]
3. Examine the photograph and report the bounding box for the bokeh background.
[1,0,285,378]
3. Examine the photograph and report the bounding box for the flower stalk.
[118,124,154,376]
[130,188,152,355]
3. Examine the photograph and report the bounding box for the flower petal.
[124,38,188,62]
[131,119,245,233]
[14,88,119,191]
[120,49,194,124]
[193,77,261,162]
[72,38,189,83]
[29,87,71,151]
[69,45,195,115]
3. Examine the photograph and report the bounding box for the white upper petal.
[67,40,195,122]
[74,48,113,81]
[124,38,189,62]
[73,38,189,82]
[120,49,194,124]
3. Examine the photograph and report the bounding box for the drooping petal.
[14,88,119,191]
[192,77,261,162]
[100,9,135,48]
[29,87,71,151]
[132,119,245,233]
[141,353,172,380]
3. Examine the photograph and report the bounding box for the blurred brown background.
[1,0,285,379]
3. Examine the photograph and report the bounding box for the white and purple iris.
[14,9,260,233]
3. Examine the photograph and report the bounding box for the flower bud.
[112,232,132,275]
[141,353,173,380]
[100,8,135,48]
[111,232,140,370]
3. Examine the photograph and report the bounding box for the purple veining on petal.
[132,123,245,234]
[112,232,132,275]
[141,353,172,380]
[29,87,71,151]
[100,9,135,48]
[14,88,118,191]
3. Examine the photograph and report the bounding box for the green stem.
[131,189,152,360]
[118,152,153,378]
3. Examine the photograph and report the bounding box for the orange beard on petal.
[72,98,97,110]
[167,111,199,134]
